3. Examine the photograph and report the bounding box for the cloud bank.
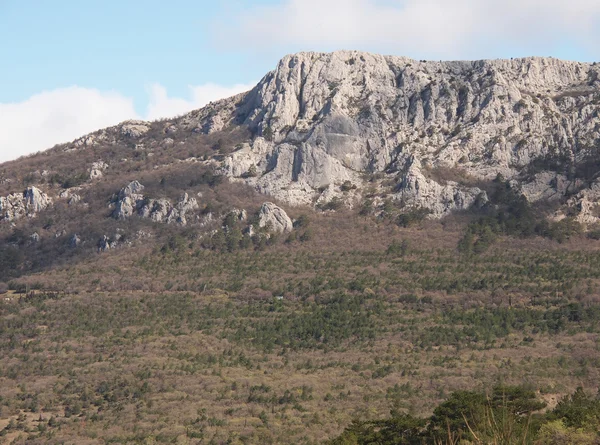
[219,0,600,60]
[0,82,254,164]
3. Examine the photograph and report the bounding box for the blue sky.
[1,0,600,163]
[0,1,280,110]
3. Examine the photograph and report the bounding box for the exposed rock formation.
[97,235,115,252]
[0,186,53,221]
[396,157,487,216]
[90,161,108,180]
[113,182,199,225]
[212,51,600,216]
[258,202,293,233]
[70,234,81,248]
[113,181,144,220]
[121,121,150,138]
[139,193,199,225]
[59,189,83,206]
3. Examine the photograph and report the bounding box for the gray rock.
[90,161,108,180]
[0,186,52,222]
[227,208,248,224]
[172,193,200,225]
[394,156,487,217]
[97,235,111,252]
[114,182,198,225]
[119,181,145,199]
[24,186,53,214]
[114,196,139,220]
[113,181,146,220]
[121,121,150,138]
[139,193,199,225]
[68,194,82,206]
[258,202,293,233]
[208,51,600,216]
[97,235,120,252]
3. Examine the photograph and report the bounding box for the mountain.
[2,50,600,280]
[2,52,600,444]
[5,51,600,222]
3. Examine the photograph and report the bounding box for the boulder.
[97,235,117,252]
[113,181,145,220]
[119,181,145,199]
[140,194,199,225]
[68,194,81,206]
[258,202,293,233]
[24,187,53,213]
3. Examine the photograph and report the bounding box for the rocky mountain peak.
[217,51,600,218]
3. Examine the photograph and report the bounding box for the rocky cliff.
[6,51,600,224]
[211,51,600,219]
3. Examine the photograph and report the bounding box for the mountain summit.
[222,51,600,218]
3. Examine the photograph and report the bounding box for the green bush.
[397,208,430,228]
[329,386,600,445]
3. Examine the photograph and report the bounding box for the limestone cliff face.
[211,51,600,217]
[47,51,600,220]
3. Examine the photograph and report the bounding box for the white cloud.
[145,82,255,121]
[0,82,255,164]
[0,87,138,164]
[219,0,600,60]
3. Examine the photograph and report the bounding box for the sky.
[1,0,600,163]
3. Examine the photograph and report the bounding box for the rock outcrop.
[0,186,53,221]
[113,181,145,220]
[121,121,150,138]
[97,235,115,252]
[211,51,600,217]
[139,193,199,225]
[90,161,108,180]
[113,182,199,225]
[70,234,81,248]
[258,202,293,233]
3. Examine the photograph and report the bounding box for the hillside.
[1,52,600,444]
